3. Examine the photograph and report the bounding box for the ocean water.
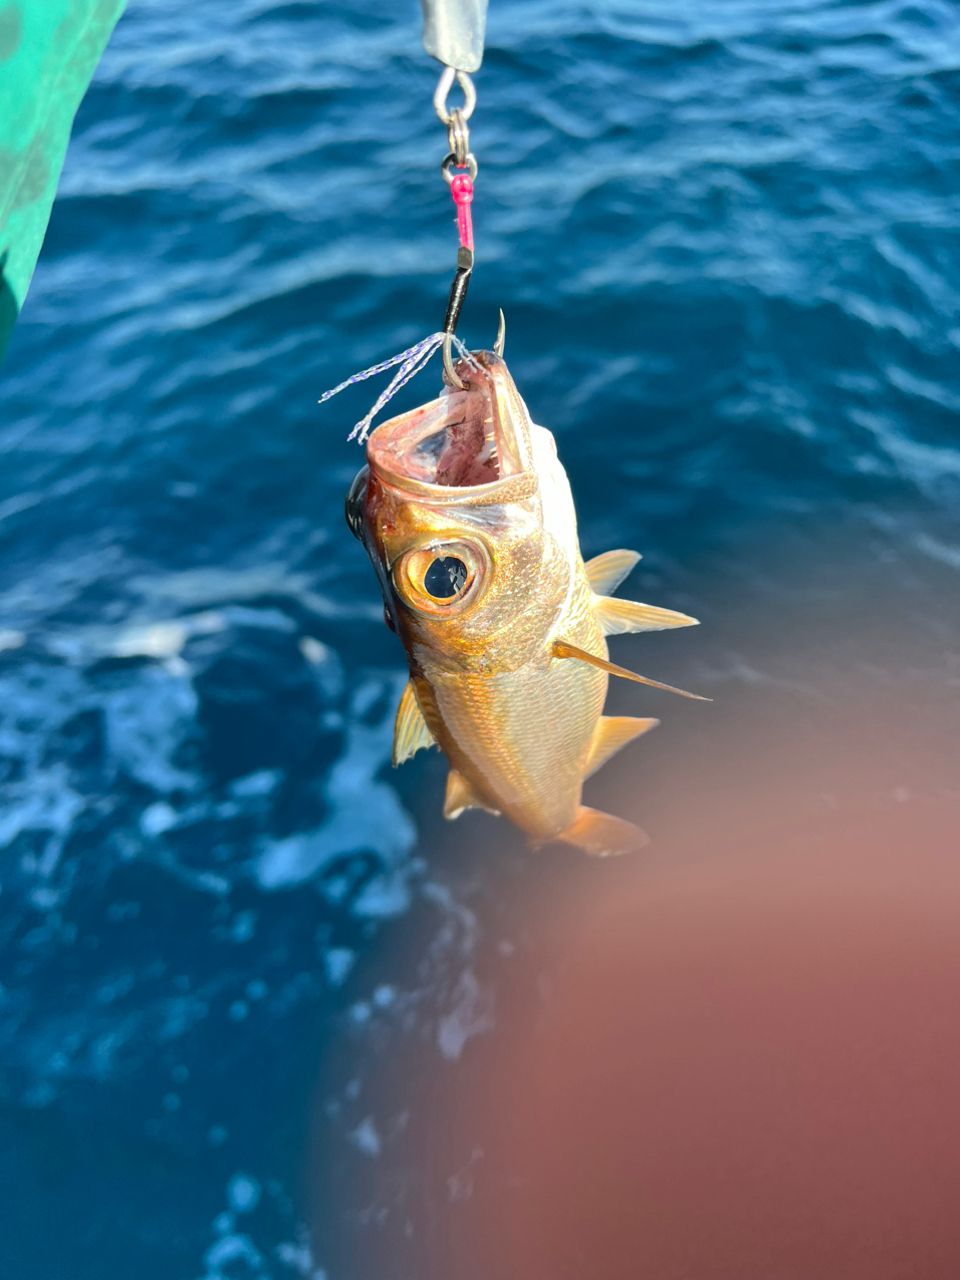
[2,1,960,1277]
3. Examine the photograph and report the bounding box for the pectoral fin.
[584,549,641,595]
[556,806,649,856]
[552,640,712,702]
[392,680,436,766]
[594,595,699,634]
[444,769,500,820]
[584,715,659,779]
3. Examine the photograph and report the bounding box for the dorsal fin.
[594,595,699,635]
[555,805,648,856]
[392,680,436,766]
[443,769,500,820]
[584,715,659,779]
[552,640,711,702]
[584,549,641,595]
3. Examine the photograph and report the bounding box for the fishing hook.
[433,66,492,388]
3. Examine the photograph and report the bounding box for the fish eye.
[344,466,369,541]
[393,541,487,614]
[423,556,468,600]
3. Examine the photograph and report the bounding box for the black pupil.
[424,556,468,600]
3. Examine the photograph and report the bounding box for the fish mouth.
[366,351,532,497]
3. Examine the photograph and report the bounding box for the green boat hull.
[0,0,126,360]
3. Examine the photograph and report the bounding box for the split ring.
[441,151,478,184]
[447,108,470,168]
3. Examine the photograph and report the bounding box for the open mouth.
[367,353,523,490]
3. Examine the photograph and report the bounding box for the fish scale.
[417,610,608,839]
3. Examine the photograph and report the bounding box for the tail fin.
[555,806,649,857]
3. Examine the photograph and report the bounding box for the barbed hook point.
[494,308,506,358]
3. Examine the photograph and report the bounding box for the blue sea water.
[2,1,959,1276]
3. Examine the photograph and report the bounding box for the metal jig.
[421,0,488,75]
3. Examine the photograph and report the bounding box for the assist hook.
[436,68,477,390]
[438,178,505,386]
[434,65,504,386]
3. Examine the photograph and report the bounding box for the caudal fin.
[555,806,649,857]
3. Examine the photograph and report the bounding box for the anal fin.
[393,679,436,767]
[594,595,698,634]
[584,549,641,595]
[584,715,659,780]
[555,806,648,857]
[444,769,500,820]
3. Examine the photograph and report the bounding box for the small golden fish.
[346,349,706,855]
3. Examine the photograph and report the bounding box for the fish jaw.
[365,350,535,503]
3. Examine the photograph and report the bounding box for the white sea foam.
[255,674,416,917]
[437,969,495,1062]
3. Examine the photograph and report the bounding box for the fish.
[345,346,706,855]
